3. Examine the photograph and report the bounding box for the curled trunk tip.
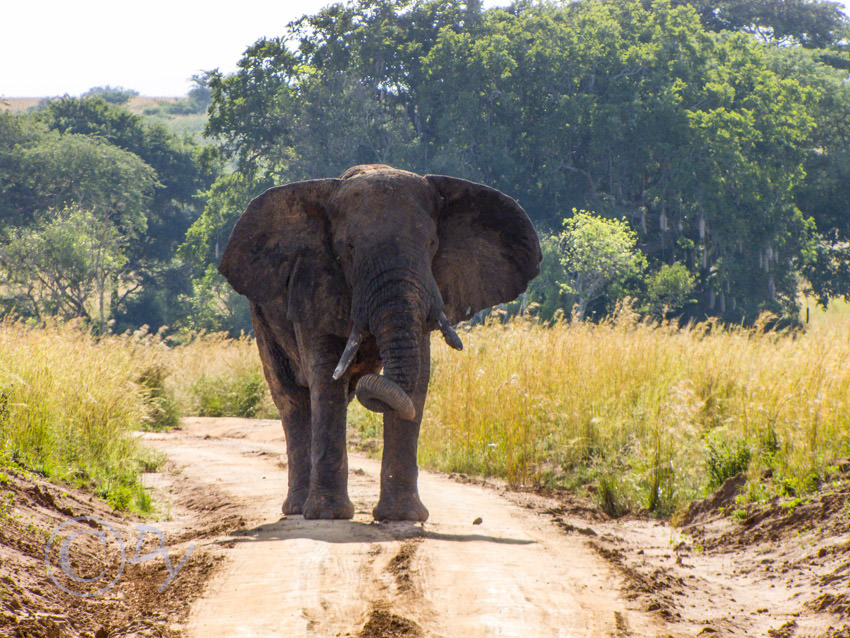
[355,374,416,420]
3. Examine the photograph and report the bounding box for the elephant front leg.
[280,388,311,515]
[373,336,430,522]
[249,305,312,515]
[301,336,355,520]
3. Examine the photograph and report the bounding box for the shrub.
[192,371,267,418]
[704,435,752,489]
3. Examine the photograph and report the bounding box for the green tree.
[677,0,850,49]
[0,114,157,232]
[524,234,572,320]
[82,85,139,104]
[556,211,646,320]
[0,206,130,332]
[40,96,216,257]
[35,96,220,329]
[196,0,837,326]
[645,262,696,317]
[1,91,220,335]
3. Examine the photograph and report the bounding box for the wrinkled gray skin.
[219,165,540,521]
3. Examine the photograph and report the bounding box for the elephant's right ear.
[218,179,341,303]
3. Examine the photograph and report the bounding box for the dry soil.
[1,417,848,637]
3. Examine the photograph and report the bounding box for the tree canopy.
[4,0,850,333]
[0,97,218,332]
[191,0,850,326]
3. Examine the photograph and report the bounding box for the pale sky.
[1,0,849,99]
[0,0,507,98]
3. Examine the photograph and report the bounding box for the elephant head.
[218,164,541,418]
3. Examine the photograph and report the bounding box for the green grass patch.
[191,370,267,418]
[0,320,166,513]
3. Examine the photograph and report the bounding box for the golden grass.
[415,304,850,513]
[162,332,275,418]
[0,320,166,511]
[0,322,272,511]
[3,301,848,516]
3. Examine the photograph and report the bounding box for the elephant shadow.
[222,517,536,546]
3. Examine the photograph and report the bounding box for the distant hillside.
[0,97,44,111]
[1,96,208,139]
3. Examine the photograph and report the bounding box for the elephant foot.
[373,494,429,522]
[282,487,309,515]
[303,491,355,520]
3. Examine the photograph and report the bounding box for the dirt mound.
[359,609,422,638]
[0,463,233,638]
[542,471,850,637]
[675,471,747,526]
[6,418,848,638]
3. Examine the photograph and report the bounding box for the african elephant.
[218,164,541,521]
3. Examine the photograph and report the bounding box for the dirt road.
[143,418,672,638]
[3,417,846,636]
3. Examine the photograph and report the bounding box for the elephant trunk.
[349,253,428,420]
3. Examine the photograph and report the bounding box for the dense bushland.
[3,0,850,333]
[189,0,850,330]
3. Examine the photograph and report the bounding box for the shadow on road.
[219,517,536,546]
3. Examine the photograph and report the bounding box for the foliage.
[407,305,850,514]
[159,331,276,418]
[645,262,697,318]
[178,172,266,334]
[137,363,180,429]
[0,97,219,332]
[677,0,850,49]
[0,321,166,512]
[181,264,252,335]
[523,234,572,321]
[191,371,267,418]
[82,85,139,104]
[0,206,131,332]
[704,433,752,488]
[5,301,849,516]
[38,96,218,261]
[802,240,850,307]
[194,0,847,327]
[555,211,647,320]
[4,0,850,333]
[143,77,213,117]
[0,114,157,230]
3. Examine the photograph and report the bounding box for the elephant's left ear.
[426,175,541,324]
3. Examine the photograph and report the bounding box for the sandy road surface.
[143,418,672,638]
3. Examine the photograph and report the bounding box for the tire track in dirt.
[143,418,676,637]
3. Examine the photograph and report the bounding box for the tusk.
[333,327,365,380]
[438,311,463,351]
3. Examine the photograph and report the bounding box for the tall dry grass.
[0,322,274,511]
[163,332,275,418]
[0,321,168,511]
[3,301,848,516]
[412,304,850,514]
